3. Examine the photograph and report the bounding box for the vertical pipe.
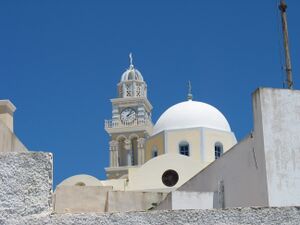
[279,0,293,89]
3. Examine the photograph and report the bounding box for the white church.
[57,55,237,194]
[40,54,300,212]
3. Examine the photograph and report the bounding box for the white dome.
[121,66,144,82]
[153,100,231,135]
[58,174,103,187]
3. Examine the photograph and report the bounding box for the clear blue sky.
[1,1,299,187]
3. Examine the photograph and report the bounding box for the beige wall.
[127,154,208,192]
[145,132,164,162]
[54,186,165,213]
[0,113,14,132]
[165,128,201,159]
[163,128,236,162]
[54,186,112,213]
[0,120,27,152]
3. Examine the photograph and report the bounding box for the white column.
[109,141,119,167]
[137,138,146,165]
[124,139,132,166]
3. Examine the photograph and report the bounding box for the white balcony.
[104,119,153,134]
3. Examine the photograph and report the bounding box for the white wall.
[255,88,300,206]
[177,135,269,208]
[155,191,214,210]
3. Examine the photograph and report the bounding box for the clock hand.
[127,111,134,118]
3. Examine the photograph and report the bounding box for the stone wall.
[5,207,300,225]
[0,152,52,223]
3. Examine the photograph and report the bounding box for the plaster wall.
[203,128,237,162]
[0,113,13,132]
[145,131,164,161]
[101,179,127,191]
[146,128,236,164]
[127,154,207,191]
[156,191,214,210]
[254,88,300,206]
[178,134,269,207]
[0,120,27,152]
[107,191,165,212]
[166,128,201,159]
[54,186,112,213]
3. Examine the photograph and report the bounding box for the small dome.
[121,66,144,82]
[57,174,103,186]
[153,100,231,135]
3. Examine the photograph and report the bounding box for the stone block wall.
[0,152,52,223]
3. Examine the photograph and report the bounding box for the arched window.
[215,142,223,159]
[152,146,158,158]
[179,141,189,156]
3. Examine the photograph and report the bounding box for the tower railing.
[104,118,153,129]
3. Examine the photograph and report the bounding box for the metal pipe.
[279,0,293,89]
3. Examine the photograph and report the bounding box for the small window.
[215,142,223,159]
[75,182,86,186]
[179,141,189,156]
[162,169,179,187]
[152,147,158,158]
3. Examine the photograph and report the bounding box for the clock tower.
[104,54,153,179]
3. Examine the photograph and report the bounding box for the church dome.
[153,100,231,135]
[121,66,144,82]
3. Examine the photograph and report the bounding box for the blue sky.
[1,1,299,187]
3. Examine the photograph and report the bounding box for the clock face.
[120,108,136,123]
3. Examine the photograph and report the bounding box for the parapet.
[0,100,16,132]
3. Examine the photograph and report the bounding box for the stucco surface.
[54,186,112,213]
[0,152,52,223]
[3,207,300,225]
[127,154,207,191]
[255,88,300,206]
[177,135,269,207]
[0,120,27,152]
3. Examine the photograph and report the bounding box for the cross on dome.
[129,52,134,68]
[187,81,193,101]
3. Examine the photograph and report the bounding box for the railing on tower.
[105,118,153,129]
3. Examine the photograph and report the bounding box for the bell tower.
[104,54,153,179]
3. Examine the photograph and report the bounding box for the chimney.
[0,100,16,132]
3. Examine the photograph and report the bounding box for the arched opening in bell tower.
[129,133,139,166]
[131,137,138,166]
[116,136,127,167]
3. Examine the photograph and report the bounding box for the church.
[57,54,237,193]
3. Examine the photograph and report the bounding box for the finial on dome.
[129,52,134,69]
[187,81,193,101]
